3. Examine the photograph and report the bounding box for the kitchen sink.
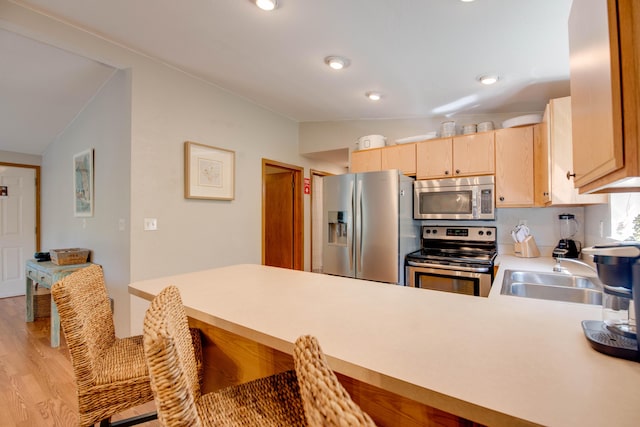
[500,270,602,305]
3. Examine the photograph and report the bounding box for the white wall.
[0,150,41,165]
[299,113,544,157]
[1,1,343,336]
[41,69,132,334]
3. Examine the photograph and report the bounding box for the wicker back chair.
[293,335,377,427]
[143,285,307,427]
[51,264,157,427]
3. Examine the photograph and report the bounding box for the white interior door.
[0,166,36,298]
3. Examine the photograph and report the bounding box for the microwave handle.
[472,187,478,218]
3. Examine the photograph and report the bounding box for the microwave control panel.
[480,189,493,214]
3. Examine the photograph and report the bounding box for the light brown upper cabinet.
[351,143,416,175]
[495,126,535,207]
[535,96,609,206]
[416,132,494,179]
[568,0,640,193]
[350,149,382,173]
[381,143,416,175]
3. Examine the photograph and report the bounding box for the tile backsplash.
[419,206,592,257]
[495,207,586,256]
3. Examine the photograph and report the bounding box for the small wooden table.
[25,259,92,347]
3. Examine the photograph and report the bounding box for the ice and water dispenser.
[327,211,348,246]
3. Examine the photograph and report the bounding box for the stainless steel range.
[405,225,497,297]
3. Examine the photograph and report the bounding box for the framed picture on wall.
[184,141,235,200]
[73,148,94,217]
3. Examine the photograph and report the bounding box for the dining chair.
[142,285,307,426]
[51,264,158,427]
[293,335,377,426]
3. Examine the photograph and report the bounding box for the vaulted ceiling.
[1,0,573,156]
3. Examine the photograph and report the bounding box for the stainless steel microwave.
[413,176,495,220]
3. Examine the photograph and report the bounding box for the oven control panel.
[421,226,496,242]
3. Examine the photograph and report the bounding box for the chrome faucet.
[553,257,598,275]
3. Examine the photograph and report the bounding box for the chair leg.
[99,412,158,427]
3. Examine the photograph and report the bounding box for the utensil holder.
[514,236,540,258]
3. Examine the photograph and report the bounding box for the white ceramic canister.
[477,121,495,132]
[440,121,456,137]
[356,135,387,150]
[462,124,477,135]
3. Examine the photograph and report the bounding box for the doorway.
[262,159,303,270]
[0,163,40,298]
[310,169,332,273]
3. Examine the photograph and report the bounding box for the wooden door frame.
[0,162,41,252]
[261,159,304,270]
[309,169,333,273]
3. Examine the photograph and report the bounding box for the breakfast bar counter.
[129,262,640,426]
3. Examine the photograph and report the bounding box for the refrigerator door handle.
[349,180,355,272]
[356,178,362,274]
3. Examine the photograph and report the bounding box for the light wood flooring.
[0,295,159,427]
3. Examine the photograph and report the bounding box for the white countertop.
[129,257,640,427]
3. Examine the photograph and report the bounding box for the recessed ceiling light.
[253,0,278,11]
[324,56,350,70]
[366,92,382,101]
[478,74,500,85]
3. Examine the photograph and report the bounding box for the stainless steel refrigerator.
[322,169,418,285]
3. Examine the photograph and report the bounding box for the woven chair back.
[293,335,377,427]
[143,285,203,426]
[51,264,116,390]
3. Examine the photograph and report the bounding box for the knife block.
[514,236,540,258]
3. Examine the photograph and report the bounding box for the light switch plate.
[144,218,157,231]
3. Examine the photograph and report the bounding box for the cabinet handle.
[543,192,549,196]
[499,196,505,202]
[455,169,461,175]
[566,171,576,180]
[444,170,450,175]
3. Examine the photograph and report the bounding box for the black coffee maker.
[582,243,640,361]
[552,213,580,258]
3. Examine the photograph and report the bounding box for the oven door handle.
[406,260,491,273]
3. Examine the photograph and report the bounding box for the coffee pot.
[581,243,640,361]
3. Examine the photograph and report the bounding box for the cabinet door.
[534,109,551,206]
[452,133,495,176]
[415,138,453,179]
[495,127,534,207]
[351,149,382,173]
[549,97,609,205]
[381,143,416,175]
[569,0,625,188]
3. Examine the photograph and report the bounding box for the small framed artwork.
[184,141,235,200]
[73,148,94,217]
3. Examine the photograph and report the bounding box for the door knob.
[566,171,576,180]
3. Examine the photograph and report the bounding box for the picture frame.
[73,148,94,217]
[184,141,235,200]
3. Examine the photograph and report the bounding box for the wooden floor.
[0,295,159,427]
